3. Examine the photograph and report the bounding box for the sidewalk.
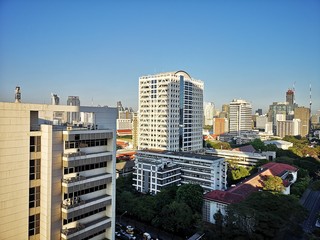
[119,215,184,240]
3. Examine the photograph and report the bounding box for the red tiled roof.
[205,162,298,204]
[232,145,256,153]
[204,190,245,204]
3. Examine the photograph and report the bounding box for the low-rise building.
[206,148,276,167]
[264,140,293,150]
[133,150,227,193]
[203,162,298,224]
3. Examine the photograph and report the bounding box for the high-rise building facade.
[294,107,310,137]
[229,99,252,135]
[204,102,215,126]
[0,102,117,240]
[138,70,203,152]
[67,96,81,123]
[268,102,294,134]
[286,89,294,106]
[213,117,228,135]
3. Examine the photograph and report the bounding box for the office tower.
[276,119,301,138]
[229,99,252,135]
[294,107,310,137]
[268,102,294,134]
[138,70,204,152]
[51,93,60,105]
[204,102,215,126]
[286,89,294,106]
[256,115,268,130]
[67,96,81,124]
[15,86,21,103]
[213,117,228,135]
[0,102,117,240]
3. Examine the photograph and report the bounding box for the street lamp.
[119,210,127,224]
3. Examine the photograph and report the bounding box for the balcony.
[62,173,112,194]
[62,195,112,219]
[61,216,111,240]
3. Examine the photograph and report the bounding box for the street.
[300,189,320,233]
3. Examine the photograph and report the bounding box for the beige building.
[294,107,310,137]
[0,102,117,240]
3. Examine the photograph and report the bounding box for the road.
[300,189,320,233]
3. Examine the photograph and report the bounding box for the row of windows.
[29,186,40,208]
[65,139,107,149]
[83,230,106,240]
[64,162,107,174]
[63,207,106,224]
[64,184,107,199]
[30,159,41,180]
[29,214,40,236]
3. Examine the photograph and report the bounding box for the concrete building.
[0,102,117,240]
[132,112,139,150]
[256,115,268,130]
[204,102,215,126]
[203,162,298,223]
[264,140,293,150]
[268,102,294,134]
[67,96,81,124]
[213,117,228,135]
[294,107,310,137]
[206,148,276,167]
[229,99,252,136]
[286,89,295,106]
[133,156,181,194]
[133,150,227,193]
[276,119,301,138]
[138,70,203,152]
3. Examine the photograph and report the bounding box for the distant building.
[51,93,60,105]
[256,115,268,130]
[206,148,276,167]
[133,150,227,193]
[294,107,310,137]
[276,119,301,138]
[132,112,139,149]
[268,102,294,134]
[203,162,298,223]
[138,70,203,152]
[204,102,215,125]
[264,140,293,150]
[67,96,80,123]
[286,89,295,106]
[255,108,262,115]
[229,99,252,136]
[213,117,228,135]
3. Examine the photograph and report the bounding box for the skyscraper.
[229,99,252,135]
[138,70,203,152]
[294,106,310,137]
[204,102,215,126]
[67,96,80,123]
[0,102,117,240]
[286,89,294,106]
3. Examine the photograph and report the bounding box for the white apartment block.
[132,155,182,194]
[229,99,252,136]
[204,102,215,126]
[133,150,227,193]
[0,102,117,240]
[138,70,204,152]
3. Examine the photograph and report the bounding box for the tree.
[263,175,285,192]
[176,184,204,213]
[225,192,307,239]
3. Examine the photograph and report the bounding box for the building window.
[29,186,40,208]
[29,214,40,236]
[30,136,41,152]
[30,159,41,180]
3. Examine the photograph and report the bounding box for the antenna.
[309,83,312,137]
[293,81,296,105]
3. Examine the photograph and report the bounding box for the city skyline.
[1,1,319,113]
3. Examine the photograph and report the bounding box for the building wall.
[138,71,203,152]
[229,99,252,135]
[294,107,310,137]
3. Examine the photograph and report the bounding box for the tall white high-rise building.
[138,70,204,152]
[229,99,252,135]
[0,102,117,240]
[204,102,215,126]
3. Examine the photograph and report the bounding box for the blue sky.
[1,0,319,113]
